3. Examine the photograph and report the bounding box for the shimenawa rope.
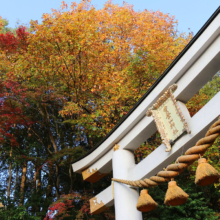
[112,118,220,187]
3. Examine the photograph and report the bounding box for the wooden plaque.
[147,84,190,152]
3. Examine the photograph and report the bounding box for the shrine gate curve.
[72,6,220,220]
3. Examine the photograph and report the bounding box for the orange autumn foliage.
[186,93,209,117]
[1,0,192,142]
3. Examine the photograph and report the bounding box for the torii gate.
[72,7,220,220]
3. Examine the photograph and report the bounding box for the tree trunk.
[34,167,37,189]
[19,160,27,206]
[46,166,53,199]
[7,148,12,199]
[31,166,37,214]
[42,165,53,214]
[45,106,60,199]
[35,168,41,213]
[69,164,73,193]
[13,165,18,202]
[37,169,41,191]
[55,164,60,198]
[48,125,60,198]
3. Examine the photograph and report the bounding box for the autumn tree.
[13,0,191,139]
[0,1,202,219]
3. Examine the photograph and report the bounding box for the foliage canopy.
[0,1,219,219]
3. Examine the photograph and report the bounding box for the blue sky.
[0,0,219,35]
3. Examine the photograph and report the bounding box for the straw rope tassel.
[164,180,189,206]
[136,189,158,212]
[195,158,220,186]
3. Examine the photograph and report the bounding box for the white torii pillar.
[113,149,142,220]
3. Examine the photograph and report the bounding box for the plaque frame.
[146,84,190,152]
